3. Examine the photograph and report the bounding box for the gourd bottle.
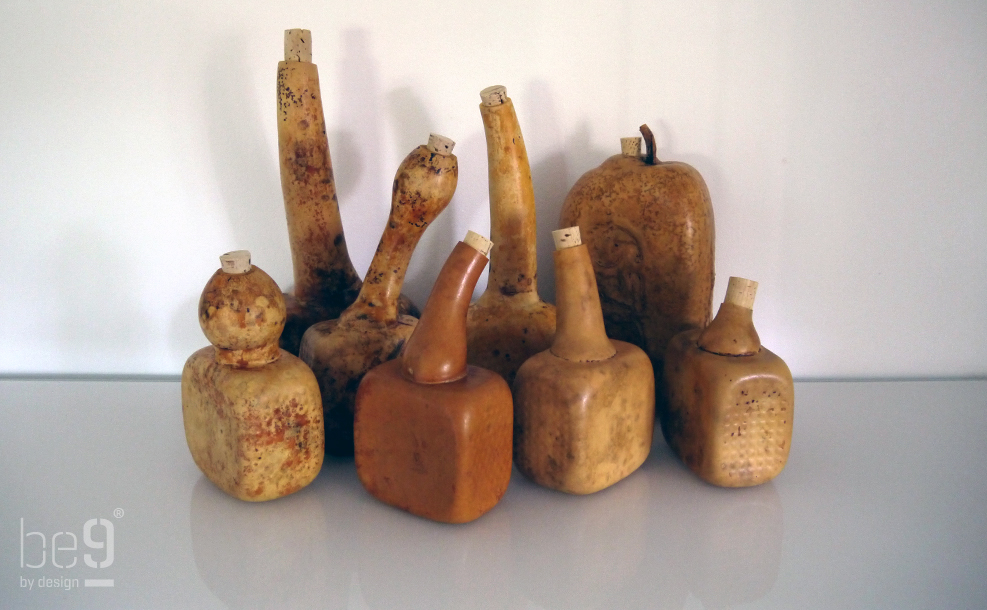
[513,227,654,494]
[661,277,794,487]
[182,250,325,501]
[559,126,714,402]
[467,85,556,386]
[299,134,457,456]
[277,29,416,354]
[354,231,513,523]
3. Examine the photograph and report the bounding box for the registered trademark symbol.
[113,508,124,519]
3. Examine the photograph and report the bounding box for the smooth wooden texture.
[662,284,794,487]
[355,240,512,523]
[559,125,715,403]
[182,257,324,501]
[467,86,556,386]
[299,142,457,456]
[513,243,654,494]
[276,32,416,354]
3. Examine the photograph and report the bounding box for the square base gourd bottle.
[354,232,513,523]
[182,250,325,501]
[661,277,793,487]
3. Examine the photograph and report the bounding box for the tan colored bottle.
[182,250,325,501]
[299,135,457,456]
[661,277,794,487]
[354,231,513,524]
[467,85,556,386]
[277,29,416,354]
[559,125,715,402]
[513,227,654,494]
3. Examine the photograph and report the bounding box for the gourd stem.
[640,124,658,165]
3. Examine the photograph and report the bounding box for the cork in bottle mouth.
[552,227,582,250]
[724,277,758,310]
[220,250,252,274]
[427,133,456,155]
[620,137,642,157]
[463,230,493,257]
[480,85,508,107]
[284,29,312,62]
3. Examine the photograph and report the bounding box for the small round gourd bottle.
[512,227,655,494]
[354,231,513,524]
[661,277,794,487]
[182,250,325,501]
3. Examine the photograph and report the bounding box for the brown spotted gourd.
[277,29,416,354]
[182,250,325,501]
[661,277,794,487]
[466,85,556,387]
[513,227,654,494]
[355,231,513,523]
[559,125,714,404]
[299,134,458,456]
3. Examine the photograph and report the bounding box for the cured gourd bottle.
[354,231,513,523]
[182,250,325,501]
[467,85,556,386]
[661,277,794,487]
[559,126,714,402]
[299,134,458,456]
[513,227,654,494]
[277,29,416,354]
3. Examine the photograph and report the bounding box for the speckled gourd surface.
[513,228,654,495]
[277,29,417,355]
[182,251,325,502]
[355,233,513,524]
[299,136,458,457]
[661,277,794,487]
[559,125,714,404]
[466,85,556,388]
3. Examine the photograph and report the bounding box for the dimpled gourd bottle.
[513,227,654,494]
[299,134,457,456]
[354,231,513,524]
[277,29,417,354]
[661,277,794,487]
[467,85,556,386]
[182,250,325,501]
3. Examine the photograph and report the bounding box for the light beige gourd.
[466,85,556,386]
[299,135,457,456]
[512,228,654,494]
[182,250,324,501]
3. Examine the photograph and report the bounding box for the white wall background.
[0,0,984,378]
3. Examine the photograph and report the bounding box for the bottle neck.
[479,97,539,297]
[697,302,761,356]
[550,245,616,362]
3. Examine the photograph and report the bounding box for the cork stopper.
[552,227,582,250]
[724,277,758,310]
[284,29,312,62]
[480,85,508,107]
[220,250,252,274]
[621,137,642,157]
[464,230,493,257]
[427,133,455,155]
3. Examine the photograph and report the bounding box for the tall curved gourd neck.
[400,232,492,384]
[478,85,539,301]
[344,135,458,324]
[277,28,360,305]
[550,228,616,362]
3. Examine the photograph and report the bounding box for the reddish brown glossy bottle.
[354,232,513,523]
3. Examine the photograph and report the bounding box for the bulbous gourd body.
[300,137,457,456]
[559,128,714,402]
[467,85,555,387]
[661,278,793,487]
[182,251,325,501]
[355,236,514,523]
[277,30,416,353]
[513,229,654,495]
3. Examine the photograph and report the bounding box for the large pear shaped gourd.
[559,125,715,400]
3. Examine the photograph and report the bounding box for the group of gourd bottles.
[181,30,794,524]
